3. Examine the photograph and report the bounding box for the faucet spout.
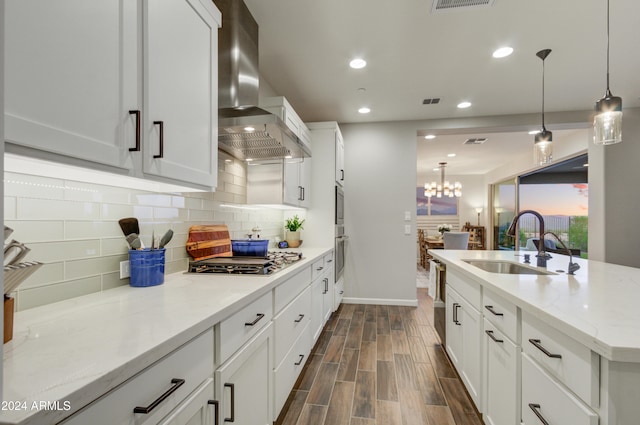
[507,210,550,268]
[543,231,581,275]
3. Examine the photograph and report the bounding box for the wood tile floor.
[276,282,485,425]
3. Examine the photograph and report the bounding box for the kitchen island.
[1,247,333,425]
[430,249,640,425]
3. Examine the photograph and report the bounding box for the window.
[416,187,458,216]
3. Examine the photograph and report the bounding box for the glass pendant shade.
[594,92,623,144]
[534,129,553,165]
[423,163,461,199]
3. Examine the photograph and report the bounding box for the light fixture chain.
[606,0,610,91]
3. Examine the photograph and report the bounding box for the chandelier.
[424,162,462,198]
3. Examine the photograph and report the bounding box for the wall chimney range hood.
[217,0,310,161]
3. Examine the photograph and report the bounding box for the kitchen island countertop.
[429,249,640,363]
[1,247,332,425]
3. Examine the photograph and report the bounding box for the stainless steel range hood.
[217,0,310,161]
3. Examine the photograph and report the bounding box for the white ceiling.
[242,0,640,173]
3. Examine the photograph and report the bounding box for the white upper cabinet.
[335,129,345,186]
[5,0,220,190]
[143,0,219,187]
[5,0,137,170]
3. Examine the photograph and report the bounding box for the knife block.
[4,296,14,343]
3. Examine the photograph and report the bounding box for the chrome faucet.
[507,210,552,268]
[543,231,581,275]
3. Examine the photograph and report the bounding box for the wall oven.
[335,185,344,225]
[335,225,346,282]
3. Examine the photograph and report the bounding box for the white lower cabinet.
[63,329,215,425]
[522,353,598,425]
[157,379,215,425]
[274,323,312,416]
[311,266,333,342]
[445,285,482,409]
[483,319,520,425]
[215,323,273,425]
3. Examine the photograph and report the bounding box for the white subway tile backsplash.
[18,198,100,220]
[5,220,65,242]
[5,156,289,311]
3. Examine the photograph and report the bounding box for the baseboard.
[342,297,418,307]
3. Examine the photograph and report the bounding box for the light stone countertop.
[429,249,640,363]
[1,247,332,425]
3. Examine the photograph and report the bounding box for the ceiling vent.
[431,0,494,13]
[463,138,487,145]
[422,98,441,105]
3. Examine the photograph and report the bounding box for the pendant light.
[424,162,461,198]
[534,49,553,165]
[594,0,622,145]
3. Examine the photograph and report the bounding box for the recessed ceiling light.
[224,159,232,163]
[244,126,255,132]
[358,107,371,114]
[492,47,514,58]
[357,87,367,93]
[424,134,436,140]
[447,153,456,157]
[350,58,367,69]
[528,130,540,135]
[433,167,439,171]
[457,101,472,109]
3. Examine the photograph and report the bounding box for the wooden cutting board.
[186,224,233,261]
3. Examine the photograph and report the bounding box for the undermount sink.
[463,260,556,275]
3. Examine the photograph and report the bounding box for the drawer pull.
[323,278,329,294]
[153,120,164,158]
[224,383,235,422]
[327,259,333,263]
[128,110,141,151]
[529,338,562,358]
[244,313,265,326]
[485,330,503,344]
[208,400,220,425]
[294,354,305,366]
[316,266,324,271]
[453,303,461,325]
[294,314,305,323]
[339,290,344,294]
[528,403,550,425]
[485,305,504,316]
[133,378,185,414]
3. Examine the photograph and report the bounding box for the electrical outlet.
[120,260,130,279]
[404,211,411,221]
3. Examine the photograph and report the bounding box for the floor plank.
[376,360,399,402]
[336,348,359,382]
[425,405,457,425]
[376,400,403,425]
[323,334,346,363]
[398,388,430,425]
[415,362,447,406]
[391,329,411,354]
[306,362,339,405]
[358,340,377,371]
[376,334,393,362]
[376,315,391,335]
[427,345,457,379]
[394,353,419,390]
[323,381,354,425]
[440,377,484,425]
[276,390,308,425]
[296,404,327,425]
[352,370,376,419]
[333,318,351,336]
[295,353,323,391]
[408,335,431,364]
[389,313,404,331]
[362,321,377,342]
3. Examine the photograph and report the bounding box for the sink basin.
[463,260,555,275]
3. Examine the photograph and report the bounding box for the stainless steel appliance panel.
[335,185,344,225]
[335,225,346,281]
[432,260,446,345]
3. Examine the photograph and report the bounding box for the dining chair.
[443,231,470,250]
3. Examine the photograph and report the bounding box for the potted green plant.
[285,215,305,248]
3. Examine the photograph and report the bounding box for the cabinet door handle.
[301,186,305,201]
[153,120,164,158]
[339,290,344,294]
[133,378,185,414]
[528,403,550,425]
[208,400,220,425]
[453,303,461,325]
[340,169,344,181]
[294,354,305,365]
[128,110,141,152]
[485,305,504,316]
[244,313,265,326]
[485,330,503,344]
[323,278,328,294]
[528,339,562,358]
[224,383,235,422]
[298,185,303,201]
[294,314,305,323]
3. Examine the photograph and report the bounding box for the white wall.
[590,107,640,267]
[340,122,418,306]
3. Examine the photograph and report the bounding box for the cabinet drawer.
[274,323,312,418]
[522,354,598,425]
[274,266,311,314]
[311,257,326,281]
[274,286,312,366]
[64,329,214,425]
[483,288,519,342]
[447,269,481,310]
[522,311,599,407]
[218,291,273,364]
